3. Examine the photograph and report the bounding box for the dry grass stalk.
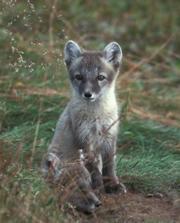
[119,36,173,84]
[130,106,180,128]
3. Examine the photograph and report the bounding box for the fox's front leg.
[102,141,127,194]
[84,151,103,191]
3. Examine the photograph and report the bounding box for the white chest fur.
[69,91,119,150]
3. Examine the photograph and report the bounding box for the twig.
[104,116,121,134]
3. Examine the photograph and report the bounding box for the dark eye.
[97,74,106,81]
[75,74,83,81]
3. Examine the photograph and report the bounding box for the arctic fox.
[42,40,125,212]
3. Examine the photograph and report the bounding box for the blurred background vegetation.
[0,0,179,222]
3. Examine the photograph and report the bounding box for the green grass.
[118,119,180,193]
[0,0,180,222]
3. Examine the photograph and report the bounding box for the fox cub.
[43,151,101,214]
[42,40,125,212]
[57,162,101,214]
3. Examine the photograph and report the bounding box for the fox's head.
[64,40,122,102]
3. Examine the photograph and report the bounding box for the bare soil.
[70,191,180,223]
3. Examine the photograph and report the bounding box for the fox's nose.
[84,92,92,98]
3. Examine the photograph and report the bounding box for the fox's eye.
[75,74,83,81]
[97,74,106,81]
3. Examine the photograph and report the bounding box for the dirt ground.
[69,191,180,223]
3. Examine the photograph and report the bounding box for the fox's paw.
[41,153,61,179]
[104,177,127,194]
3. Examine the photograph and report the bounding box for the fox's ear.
[103,42,122,70]
[64,40,81,67]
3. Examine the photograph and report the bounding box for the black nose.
[84,92,92,98]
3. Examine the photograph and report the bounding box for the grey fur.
[42,41,125,212]
[56,162,101,214]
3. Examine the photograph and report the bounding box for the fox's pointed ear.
[64,40,81,67]
[103,42,122,70]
